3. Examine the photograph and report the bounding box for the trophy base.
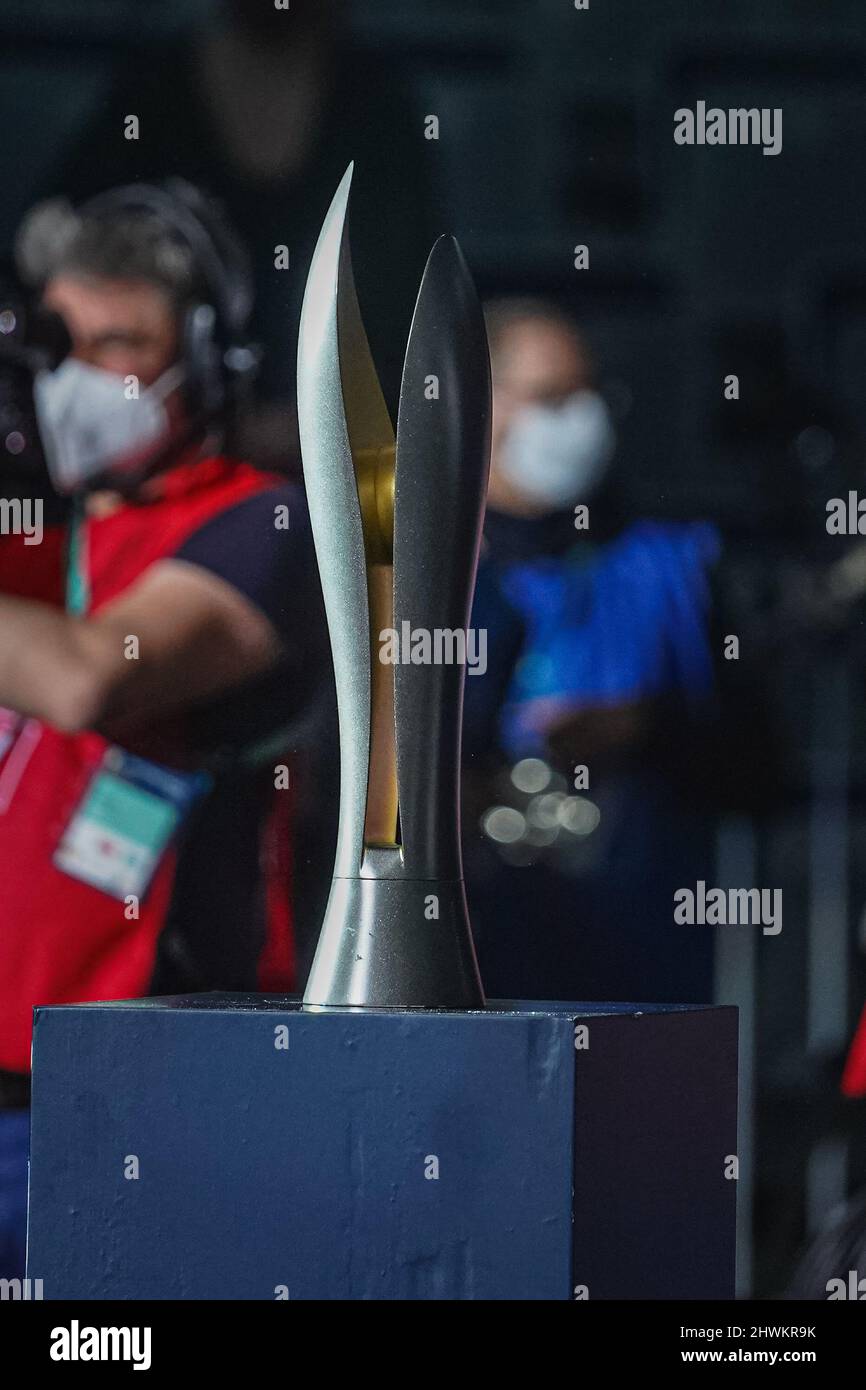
[27,994,737,1299]
[303,873,485,1009]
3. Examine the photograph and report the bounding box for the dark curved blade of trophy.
[297,164,490,1009]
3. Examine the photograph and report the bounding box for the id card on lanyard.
[54,745,210,901]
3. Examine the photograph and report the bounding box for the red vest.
[843,1007,866,1098]
[0,455,294,1072]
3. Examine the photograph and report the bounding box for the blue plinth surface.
[27,995,737,1300]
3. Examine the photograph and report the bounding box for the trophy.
[297,165,490,1009]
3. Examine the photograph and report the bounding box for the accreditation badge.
[54,746,210,901]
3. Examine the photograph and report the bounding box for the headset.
[75,179,260,436]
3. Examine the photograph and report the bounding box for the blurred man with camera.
[0,183,329,1276]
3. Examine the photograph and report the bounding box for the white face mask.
[499,389,615,510]
[33,357,185,493]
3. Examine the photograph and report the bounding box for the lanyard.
[65,501,90,617]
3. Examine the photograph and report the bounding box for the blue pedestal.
[27,995,737,1300]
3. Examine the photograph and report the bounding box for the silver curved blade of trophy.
[296,163,382,881]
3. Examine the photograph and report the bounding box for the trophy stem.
[304,854,483,1010]
[365,562,398,847]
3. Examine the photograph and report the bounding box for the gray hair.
[14,196,200,309]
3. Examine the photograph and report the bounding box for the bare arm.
[0,558,280,735]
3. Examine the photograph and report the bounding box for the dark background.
[3,0,866,1298]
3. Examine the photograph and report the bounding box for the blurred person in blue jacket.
[463,298,721,1004]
